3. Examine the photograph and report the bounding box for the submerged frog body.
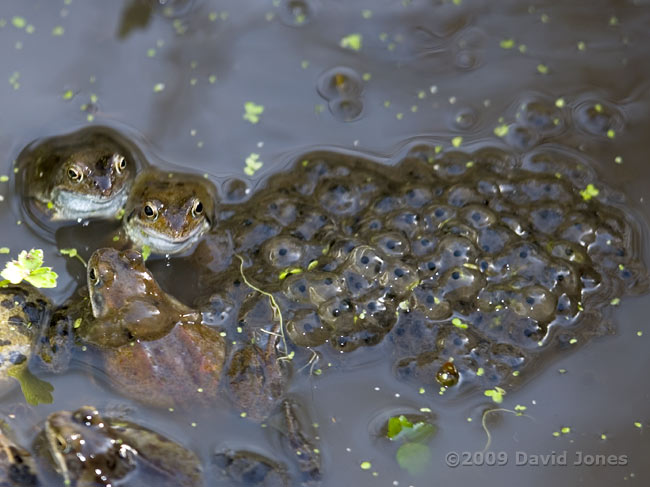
[37,406,202,487]
[123,168,217,255]
[17,127,140,222]
[0,285,51,399]
[81,248,225,407]
[0,421,39,486]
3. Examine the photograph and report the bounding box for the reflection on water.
[0,0,649,486]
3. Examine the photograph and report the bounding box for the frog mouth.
[51,184,130,219]
[124,219,210,255]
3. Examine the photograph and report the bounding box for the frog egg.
[508,285,558,323]
[478,226,514,254]
[370,232,410,258]
[411,233,438,257]
[461,205,497,229]
[402,186,434,208]
[221,178,250,203]
[316,179,365,216]
[548,241,589,264]
[347,246,386,278]
[518,178,573,204]
[262,236,304,268]
[318,295,355,328]
[331,327,386,352]
[557,213,597,247]
[317,66,363,101]
[328,98,364,123]
[412,285,452,320]
[372,195,405,214]
[282,272,344,305]
[431,152,473,179]
[499,215,528,237]
[438,266,485,302]
[574,99,624,138]
[200,293,236,327]
[379,262,419,297]
[357,217,384,235]
[503,124,539,151]
[521,147,596,186]
[428,235,477,274]
[446,184,485,208]
[384,210,421,238]
[291,210,333,241]
[353,293,397,335]
[342,268,375,298]
[517,97,565,136]
[422,204,457,229]
[287,310,331,347]
[472,146,518,175]
[530,206,566,234]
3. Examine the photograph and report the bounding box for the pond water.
[0,1,649,486]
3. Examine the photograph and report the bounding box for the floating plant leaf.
[396,442,430,475]
[1,249,58,288]
[7,363,54,405]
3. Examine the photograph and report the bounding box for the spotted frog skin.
[0,285,51,397]
[81,248,225,408]
[122,169,217,255]
[38,406,202,487]
[17,126,140,222]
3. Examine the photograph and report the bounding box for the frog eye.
[143,202,158,221]
[67,166,84,183]
[88,267,99,285]
[54,434,68,452]
[191,199,204,218]
[112,154,127,174]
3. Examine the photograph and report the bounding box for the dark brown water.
[1,1,649,486]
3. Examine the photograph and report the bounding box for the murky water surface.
[1,1,649,486]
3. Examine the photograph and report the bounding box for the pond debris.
[236,255,288,359]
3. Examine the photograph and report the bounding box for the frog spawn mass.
[204,143,647,393]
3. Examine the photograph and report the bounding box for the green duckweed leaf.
[7,363,54,406]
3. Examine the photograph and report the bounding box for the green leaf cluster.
[0,249,58,288]
[386,415,437,475]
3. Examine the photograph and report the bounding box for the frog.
[35,405,202,487]
[122,168,217,255]
[0,420,39,486]
[79,248,225,408]
[16,126,141,222]
[213,449,289,487]
[0,285,54,405]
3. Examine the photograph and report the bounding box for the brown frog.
[0,285,53,405]
[35,406,202,487]
[0,420,39,486]
[122,168,217,255]
[16,126,141,222]
[80,248,225,408]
